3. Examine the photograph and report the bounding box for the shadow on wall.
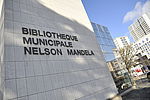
[0,0,4,99]
[4,0,118,100]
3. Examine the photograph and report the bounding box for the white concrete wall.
[3,0,118,100]
[0,0,4,99]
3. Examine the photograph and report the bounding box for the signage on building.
[22,27,95,56]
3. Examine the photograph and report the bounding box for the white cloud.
[123,0,150,23]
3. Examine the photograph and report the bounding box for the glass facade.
[91,22,116,61]
[91,22,133,92]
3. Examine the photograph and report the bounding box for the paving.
[122,78,150,100]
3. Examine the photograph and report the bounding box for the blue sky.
[82,0,149,42]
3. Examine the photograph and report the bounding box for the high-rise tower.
[129,13,150,41]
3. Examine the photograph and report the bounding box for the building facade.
[128,13,150,41]
[113,36,131,71]
[106,59,131,91]
[91,22,116,62]
[114,36,130,49]
[129,13,150,67]
[0,0,118,100]
[113,36,130,67]
[0,0,4,99]
[90,22,131,92]
[133,34,150,66]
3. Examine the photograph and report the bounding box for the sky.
[82,0,150,42]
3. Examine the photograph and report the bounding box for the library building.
[0,0,118,100]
